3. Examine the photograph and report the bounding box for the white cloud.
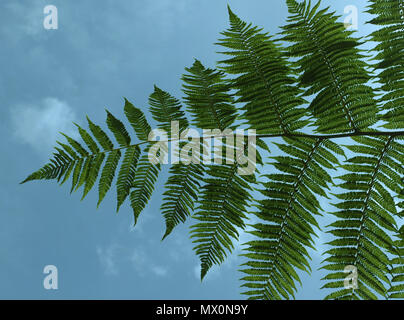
[96,245,120,276]
[10,97,78,155]
[1,2,44,42]
[130,249,147,270]
[130,248,169,278]
[133,0,190,36]
[96,241,170,278]
[151,266,168,277]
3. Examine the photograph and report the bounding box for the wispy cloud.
[96,245,120,276]
[151,266,168,277]
[96,243,170,278]
[131,248,169,277]
[136,0,190,32]
[10,97,78,156]
[1,1,45,42]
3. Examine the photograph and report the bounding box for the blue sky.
[0,0,377,299]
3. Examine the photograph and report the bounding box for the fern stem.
[255,130,404,140]
[51,131,404,168]
[149,130,404,148]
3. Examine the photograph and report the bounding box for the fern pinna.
[368,0,404,129]
[22,0,403,299]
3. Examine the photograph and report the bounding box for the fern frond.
[182,59,237,130]
[106,110,131,147]
[75,123,100,154]
[162,161,204,239]
[367,0,404,129]
[87,117,114,151]
[388,226,404,299]
[116,146,141,212]
[217,7,308,134]
[147,86,206,238]
[129,149,161,225]
[124,98,151,142]
[149,85,189,135]
[191,162,255,280]
[323,136,404,300]
[20,1,404,300]
[22,145,77,185]
[130,146,161,225]
[282,0,378,133]
[241,137,341,299]
[182,59,257,279]
[98,149,121,207]
[387,181,404,299]
[22,100,160,225]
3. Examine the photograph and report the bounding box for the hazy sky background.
[0,0,376,299]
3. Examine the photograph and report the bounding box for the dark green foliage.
[182,59,237,130]
[182,59,257,278]
[282,0,378,133]
[147,85,205,238]
[191,162,255,280]
[129,149,161,225]
[149,86,188,135]
[242,138,341,299]
[22,0,404,300]
[23,102,156,224]
[388,181,404,299]
[117,146,141,212]
[323,136,403,300]
[368,0,404,129]
[389,224,404,299]
[217,7,308,134]
[162,161,204,239]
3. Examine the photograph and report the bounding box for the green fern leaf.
[242,137,341,299]
[323,136,404,300]
[149,85,188,135]
[124,99,151,142]
[147,85,205,238]
[98,149,121,207]
[116,146,141,212]
[106,110,131,147]
[282,0,378,133]
[368,0,404,129]
[191,163,254,280]
[129,149,161,225]
[182,59,237,131]
[217,7,308,134]
[87,116,114,151]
